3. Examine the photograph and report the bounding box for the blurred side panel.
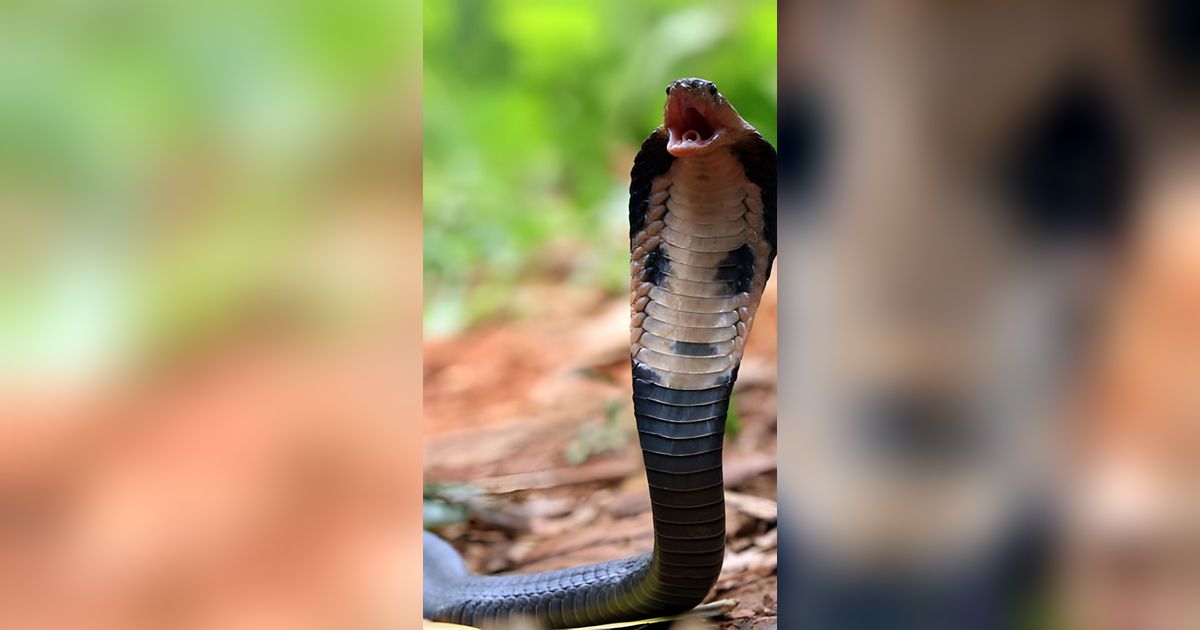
[1063,1,1200,629]
[0,0,423,628]
[779,1,1155,628]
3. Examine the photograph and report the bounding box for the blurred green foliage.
[0,0,419,379]
[423,481,483,527]
[726,393,742,442]
[564,399,632,466]
[424,0,776,335]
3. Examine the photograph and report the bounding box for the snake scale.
[424,78,776,629]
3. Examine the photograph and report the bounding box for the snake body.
[424,78,776,629]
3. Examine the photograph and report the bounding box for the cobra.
[423,78,776,629]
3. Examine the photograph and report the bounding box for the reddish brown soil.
[424,280,778,629]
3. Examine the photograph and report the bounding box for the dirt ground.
[424,279,778,629]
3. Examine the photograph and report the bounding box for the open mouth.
[665,92,724,156]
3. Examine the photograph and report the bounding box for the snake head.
[663,78,748,157]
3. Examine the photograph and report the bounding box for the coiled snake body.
[424,78,776,628]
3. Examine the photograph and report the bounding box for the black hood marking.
[629,128,675,244]
[641,244,668,285]
[732,132,777,277]
[718,244,756,295]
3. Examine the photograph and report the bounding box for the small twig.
[472,458,639,494]
[422,599,740,630]
[724,491,777,523]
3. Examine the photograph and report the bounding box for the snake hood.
[423,79,775,629]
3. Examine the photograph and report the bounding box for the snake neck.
[625,144,774,611]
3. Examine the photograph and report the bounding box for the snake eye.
[708,83,718,96]
[666,84,673,96]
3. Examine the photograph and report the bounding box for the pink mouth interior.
[665,94,722,152]
[672,106,716,143]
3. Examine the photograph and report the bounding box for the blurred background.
[778,1,1200,629]
[423,0,775,337]
[422,1,780,627]
[14,0,1197,628]
[1,0,422,628]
